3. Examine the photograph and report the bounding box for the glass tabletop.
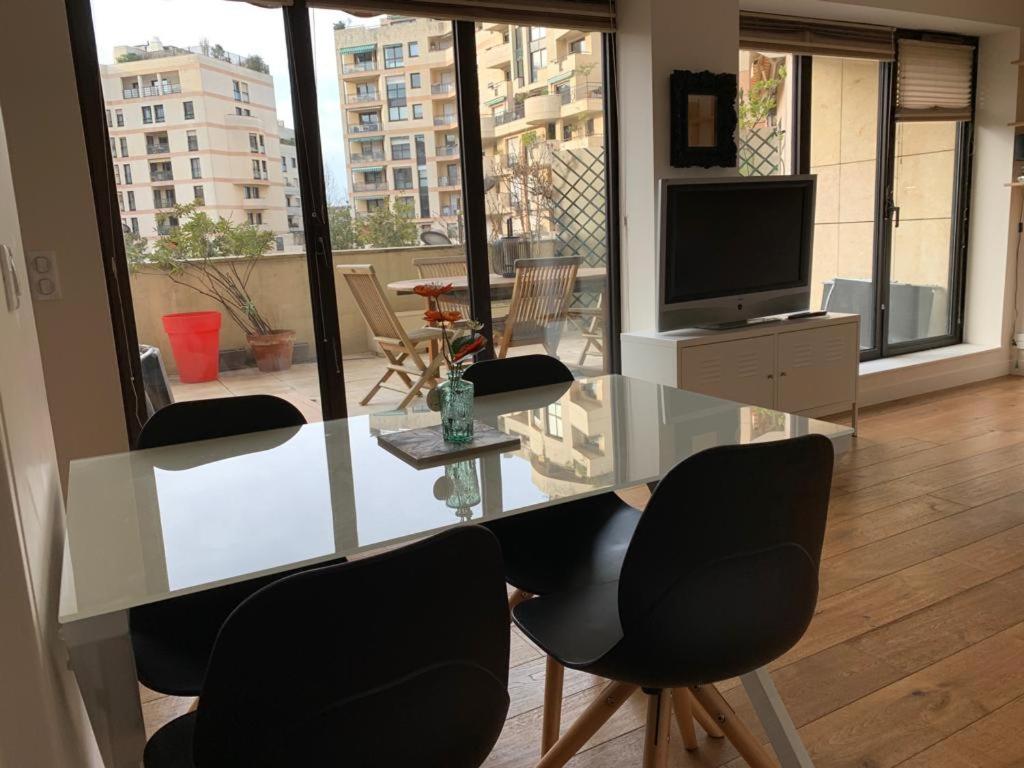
[59,374,852,623]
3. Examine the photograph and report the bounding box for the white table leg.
[61,610,145,768]
[740,666,814,768]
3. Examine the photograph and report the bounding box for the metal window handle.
[893,205,901,228]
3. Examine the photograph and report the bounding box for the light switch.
[26,250,62,301]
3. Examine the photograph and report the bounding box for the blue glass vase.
[439,370,474,443]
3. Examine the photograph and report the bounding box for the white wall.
[0,101,102,768]
[0,0,129,493]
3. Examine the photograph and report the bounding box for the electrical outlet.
[26,250,62,301]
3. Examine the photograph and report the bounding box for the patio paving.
[167,334,605,422]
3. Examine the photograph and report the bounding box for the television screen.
[663,179,812,305]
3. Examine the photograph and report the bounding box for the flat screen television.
[657,175,816,331]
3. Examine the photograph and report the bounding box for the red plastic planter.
[162,311,222,383]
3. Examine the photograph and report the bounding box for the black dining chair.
[464,355,670,751]
[143,527,511,768]
[512,435,835,768]
[130,395,311,697]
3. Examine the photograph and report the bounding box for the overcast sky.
[90,0,380,203]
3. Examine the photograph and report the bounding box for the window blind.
[739,12,894,60]
[227,0,614,31]
[895,39,975,122]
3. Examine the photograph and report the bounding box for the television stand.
[621,312,860,433]
[695,316,783,331]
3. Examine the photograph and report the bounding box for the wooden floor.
[142,375,1024,767]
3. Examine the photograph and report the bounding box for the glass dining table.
[59,374,851,767]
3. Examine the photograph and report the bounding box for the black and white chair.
[143,527,510,768]
[130,395,310,697]
[513,435,835,768]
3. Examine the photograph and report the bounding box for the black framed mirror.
[670,70,738,168]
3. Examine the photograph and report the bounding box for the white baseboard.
[857,345,1012,408]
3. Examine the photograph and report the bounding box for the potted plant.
[129,203,296,373]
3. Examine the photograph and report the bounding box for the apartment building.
[100,39,290,246]
[334,18,604,239]
[278,121,304,246]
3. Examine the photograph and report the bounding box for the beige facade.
[278,120,304,246]
[100,39,290,245]
[334,19,605,239]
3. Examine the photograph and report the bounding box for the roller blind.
[227,0,614,30]
[896,39,975,122]
[739,12,894,60]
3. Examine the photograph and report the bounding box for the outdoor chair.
[493,257,580,359]
[338,264,444,409]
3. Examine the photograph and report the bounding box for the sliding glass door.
[70,0,619,441]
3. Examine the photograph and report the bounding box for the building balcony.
[350,150,386,164]
[349,122,383,134]
[224,113,264,129]
[123,83,182,99]
[435,143,460,157]
[480,116,496,143]
[241,197,265,209]
[525,93,562,124]
[153,199,177,210]
[494,106,525,126]
[433,115,457,127]
[352,181,389,193]
[149,170,174,181]
[438,175,460,188]
[146,142,170,155]
[477,43,510,71]
[440,205,459,216]
[343,60,378,75]
[430,82,456,96]
[559,84,605,118]
[346,90,381,103]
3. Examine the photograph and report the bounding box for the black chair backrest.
[463,354,573,397]
[193,527,511,768]
[615,435,834,685]
[136,394,306,449]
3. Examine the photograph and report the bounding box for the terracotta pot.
[246,330,295,373]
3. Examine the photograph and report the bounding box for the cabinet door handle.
[780,371,787,377]
[766,373,774,380]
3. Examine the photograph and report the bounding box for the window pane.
[809,56,880,351]
[477,23,610,374]
[90,0,322,423]
[316,11,470,415]
[737,50,795,176]
[887,120,958,345]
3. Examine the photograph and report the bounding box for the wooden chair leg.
[643,689,672,768]
[536,680,637,768]
[689,684,777,768]
[507,588,532,613]
[670,688,699,751]
[690,693,725,739]
[541,657,565,755]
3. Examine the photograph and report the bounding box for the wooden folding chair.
[413,255,468,315]
[494,257,580,359]
[568,294,605,367]
[338,265,444,409]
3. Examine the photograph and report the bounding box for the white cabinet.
[621,313,859,428]
[678,335,775,409]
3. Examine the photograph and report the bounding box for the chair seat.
[513,580,623,668]
[406,326,444,343]
[144,712,198,768]
[481,492,640,596]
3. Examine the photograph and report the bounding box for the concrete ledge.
[858,343,1011,408]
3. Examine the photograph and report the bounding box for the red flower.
[452,335,487,362]
[424,309,462,324]
[413,283,454,298]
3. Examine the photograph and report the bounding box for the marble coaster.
[377,421,521,469]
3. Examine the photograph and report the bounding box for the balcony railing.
[433,115,457,126]
[430,83,455,95]
[347,90,380,103]
[494,107,525,125]
[150,170,174,181]
[343,60,378,74]
[435,144,460,156]
[146,142,170,154]
[440,206,459,216]
[144,83,182,97]
[153,198,177,210]
[391,148,412,160]
[352,182,388,192]
[394,182,414,190]
[351,150,386,163]
[429,39,453,52]
[349,122,382,134]
[438,175,460,187]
